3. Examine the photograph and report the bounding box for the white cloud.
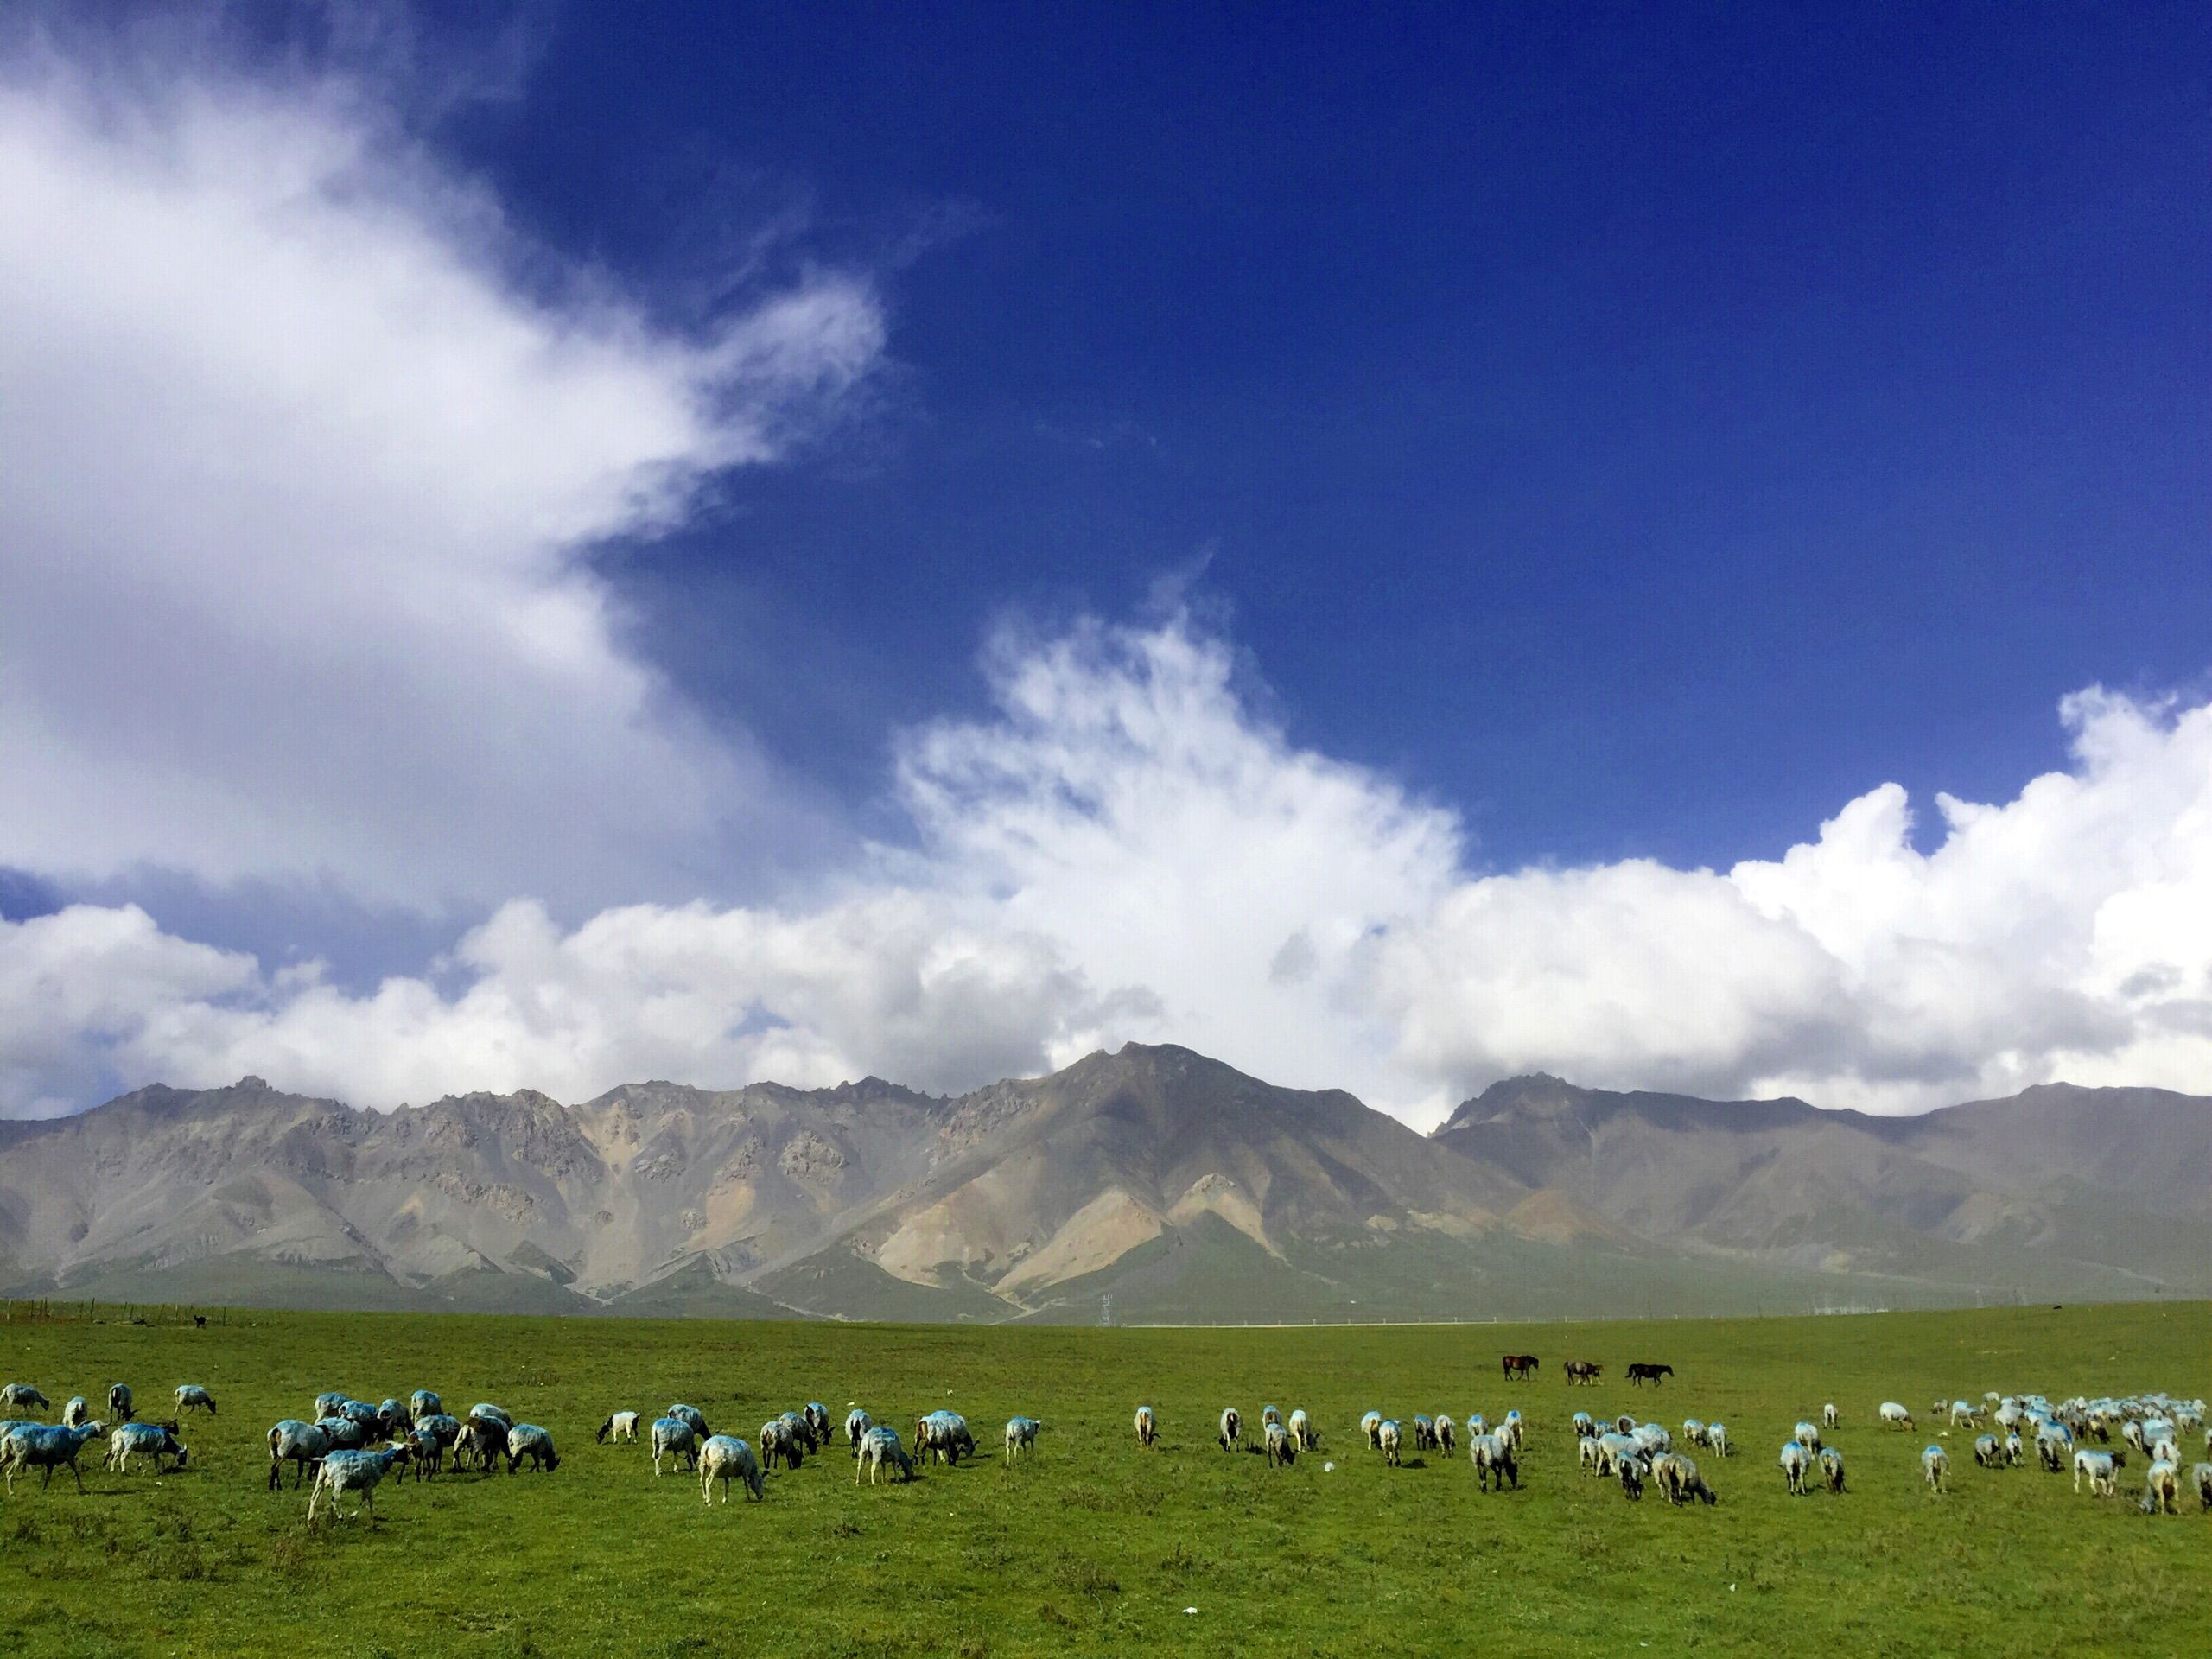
[0,54,881,912]
[9,613,2212,1123]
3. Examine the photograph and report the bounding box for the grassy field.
[0,1301,2205,1658]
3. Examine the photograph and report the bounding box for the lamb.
[1707,1423,1732,1459]
[597,1411,640,1445]
[1822,1402,1839,1429]
[401,1425,443,1479]
[107,1384,135,1423]
[505,1424,559,1473]
[1653,1452,1717,1505]
[1377,1420,1404,1467]
[409,1390,443,1421]
[1264,1421,1297,1467]
[1922,1445,1949,1492]
[0,1383,50,1411]
[174,1384,217,1415]
[3,1422,106,1493]
[306,1445,412,1524]
[856,1426,914,1484]
[1818,1446,1846,1493]
[1218,1407,1242,1452]
[1411,1414,1437,1453]
[1005,1416,1043,1461]
[2139,1459,2180,1516]
[1469,1432,1517,1491]
[1974,1433,2004,1468]
[2073,1448,2125,1497]
[1794,1421,1822,1455]
[1878,1402,1915,1431]
[1361,1410,1383,1450]
[652,1416,699,1476]
[1134,1406,1158,1448]
[1434,1414,1456,1457]
[1779,1440,1813,1496]
[106,1422,188,1475]
[1289,1408,1318,1452]
[699,1435,766,1503]
[268,1419,331,1489]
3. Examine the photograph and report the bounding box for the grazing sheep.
[2140,1459,2180,1516]
[0,1384,51,1411]
[1261,1404,1283,1427]
[268,1420,331,1490]
[417,1414,462,1451]
[1502,1410,1525,1452]
[313,1391,349,1420]
[174,1384,216,1416]
[409,1390,443,1421]
[107,1384,134,1423]
[1578,1435,1601,1476]
[1618,1454,1648,1501]
[916,1412,974,1467]
[107,1422,188,1475]
[847,1408,874,1449]
[306,1445,412,1524]
[804,1403,832,1446]
[401,1426,443,1479]
[378,1399,413,1436]
[1823,1402,1839,1429]
[1632,1423,1671,1459]
[1412,1414,1437,1452]
[1615,1414,1636,1435]
[471,1402,515,1431]
[779,1409,820,1455]
[1470,1432,1518,1491]
[2037,1427,2073,1473]
[1135,1406,1158,1448]
[336,1400,382,1433]
[2074,1448,2125,1497]
[1264,1421,1297,1467]
[856,1426,914,1484]
[700,1435,766,1503]
[61,1396,92,1428]
[1974,1433,2004,1468]
[1289,1408,1318,1452]
[1949,1401,1982,1428]
[1594,1433,1638,1478]
[2189,1462,2212,1510]
[1794,1421,1822,1455]
[652,1417,699,1476]
[1218,1407,1243,1452]
[760,1418,804,1472]
[1682,1418,1707,1449]
[1707,1422,1732,1459]
[1434,1414,1456,1457]
[1005,1417,1043,1461]
[1878,1402,1915,1431]
[454,1419,510,1471]
[1818,1446,1846,1493]
[1571,1411,1596,1440]
[1362,1410,1383,1449]
[1779,1440,1813,1496]
[2004,1433,2024,1466]
[1654,1452,1717,1506]
[1923,1445,1949,1492]
[505,1424,558,1473]
[1378,1420,1403,1467]
[3,1422,106,1493]
[318,1414,369,1452]
[597,1411,640,1445]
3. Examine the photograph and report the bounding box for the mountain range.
[2,1043,2204,1321]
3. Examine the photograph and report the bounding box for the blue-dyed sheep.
[106,1422,188,1475]
[652,1416,699,1476]
[3,1422,106,1493]
[856,1426,914,1484]
[1264,1421,1297,1467]
[1923,1445,1950,1492]
[306,1446,412,1524]
[1779,1440,1813,1496]
[1377,1420,1403,1467]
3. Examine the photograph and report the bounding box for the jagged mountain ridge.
[2,1046,2204,1319]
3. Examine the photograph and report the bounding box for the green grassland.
[0,1301,2205,1658]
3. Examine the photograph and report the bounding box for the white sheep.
[1618,1452,1648,1501]
[1779,1440,1813,1496]
[0,1383,50,1411]
[597,1410,639,1445]
[267,1419,331,1489]
[106,1422,188,1475]
[306,1445,412,1524]
[856,1425,913,1484]
[1288,1408,1317,1452]
[1434,1414,1456,1457]
[1822,1402,1839,1429]
[2073,1448,2125,1497]
[699,1435,765,1503]
[1134,1405,1157,1448]
[1361,1410,1383,1449]
[1948,1400,1981,1428]
[2139,1459,2180,1516]
[1794,1421,1822,1455]
[1922,1445,1949,1492]
[652,1416,699,1476]
[1218,1407,1242,1452]
[1878,1402,1915,1431]
[174,1384,217,1416]
[1682,1417,1707,1449]
[847,1408,874,1449]
[1377,1420,1403,1467]
[1973,1433,2004,1468]
[504,1425,559,1473]
[1005,1416,1043,1461]
[409,1390,443,1421]
[1469,1432,1517,1491]
[1653,1452,1716,1505]
[61,1397,90,1428]
[1264,1421,1297,1467]
[107,1384,134,1423]
[1707,1422,1731,1459]
[2189,1462,2212,1510]
[1818,1446,1846,1493]
[1578,1434,1601,1476]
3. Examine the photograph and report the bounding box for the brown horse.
[1563,1360,1603,1386]
[1501,1355,1540,1381]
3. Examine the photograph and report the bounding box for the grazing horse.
[1627,1363,1675,1387]
[1564,1361,1603,1386]
[1502,1355,1540,1382]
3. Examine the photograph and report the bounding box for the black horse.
[1626,1362,1675,1387]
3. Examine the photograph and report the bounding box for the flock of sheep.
[2,1368,2206,1524]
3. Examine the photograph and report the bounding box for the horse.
[1564,1360,1603,1386]
[1626,1363,1675,1387]
[1501,1355,1540,1382]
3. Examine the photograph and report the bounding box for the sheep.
[699,1434,765,1503]
[401,1425,443,1479]
[107,1384,135,1423]
[1594,1433,1639,1478]
[2140,1459,2180,1516]
[1578,1435,1601,1476]
[847,1408,874,1449]
[1878,1402,1915,1431]
[409,1390,443,1421]
[1653,1452,1717,1505]
[1973,1433,2004,1468]
[1923,1445,1949,1492]
[1571,1411,1596,1440]
[60,1395,94,1429]
[1818,1446,1846,1493]
[1464,1413,1487,1438]
[458,1416,511,1471]
[106,1422,188,1475]
[1779,1440,1813,1496]
[505,1424,558,1473]
[378,1399,413,1436]
[1682,1417,1707,1449]
[1616,1414,1636,1435]
[1822,1402,1839,1430]
[665,1403,709,1444]
[1264,1421,1297,1467]
[1261,1404,1283,1428]
[1707,1423,1732,1459]
[2151,1435,2180,1469]
[1005,1416,1043,1461]
[1434,1414,1456,1457]
[1501,1410,1525,1452]
[0,1383,51,1411]
[1412,1414,1437,1453]
[336,1399,381,1432]
[314,1391,350,1420]
[652,1416,699,1476]
[472,1402,515,1432]
[174,1384,217,1416]
[3,1422,106,1493]
[1289,1408,1318,1452]
[1373,1419,1402,1467]
[916,1411,974,1467]
[416,1414,462,1451]
[268,1420,331,1490]
[1632,1422,1670,1459]
[2037,1425,2073,1473]
[1949,1400,1982,1429]
[1618,1453,1648,1501]
[598,1410,639,1445]
[1135,1406,1158,1448]
[1794,1421,1822,1455]
[1470,1432,1517,1491]
[760,1418,804,1472]
[1218,1407,1242,1452]
[2190,1462,2212,1511]
[856,1426,914,1484]
[1362,1410,1383,1449]
[306,1445,412,1524]
[804,1403,832,1446]
[780,1410,819,1455]
[317,1414,369,1452]
[2001,1432,2022,1466]
[2074,1448,2125,1497]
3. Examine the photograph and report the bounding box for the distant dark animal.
[193,1315,207,1329]
[1502,1355,1539,1382]
[1564,1361,1603,1387]
[1627,1363,1674,1388]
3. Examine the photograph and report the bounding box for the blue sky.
[2,3,2209,1122]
